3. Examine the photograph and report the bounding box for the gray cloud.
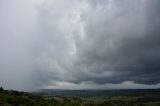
[0,0,160,90]
[71,0,160,85]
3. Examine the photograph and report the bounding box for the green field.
[0,87,160,106]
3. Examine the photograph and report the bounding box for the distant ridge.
[40,88,160,96]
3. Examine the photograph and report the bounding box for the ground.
[0,88,160,106]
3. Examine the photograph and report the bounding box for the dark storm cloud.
[70,0,160,85]
[1,0,160,90]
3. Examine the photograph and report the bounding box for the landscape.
[1,87,160,106]
[1,0,160,106]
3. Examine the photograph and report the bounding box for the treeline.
[0,87,47,105]
[1,87,83,106]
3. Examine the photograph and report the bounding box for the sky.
[0,0,160,91]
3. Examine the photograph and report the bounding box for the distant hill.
[40,89,160,96]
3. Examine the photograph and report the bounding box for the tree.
[0,86,4,91]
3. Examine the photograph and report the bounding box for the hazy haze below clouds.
[0,0,160,91]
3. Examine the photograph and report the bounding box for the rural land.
[0,87,160,106]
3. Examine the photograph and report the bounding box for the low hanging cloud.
[0,0,160,90]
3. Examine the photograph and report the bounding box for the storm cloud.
[0,0,160,90]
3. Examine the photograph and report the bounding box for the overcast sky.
[0,0,160,91]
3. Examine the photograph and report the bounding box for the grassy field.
[0,87,160,106]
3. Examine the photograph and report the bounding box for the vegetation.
[0,87,160,106]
